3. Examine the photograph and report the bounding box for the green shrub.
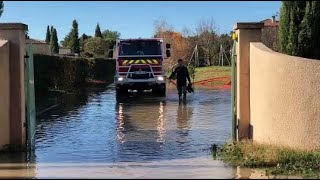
[33,54,115,95]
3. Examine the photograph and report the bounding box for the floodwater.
[0,83,301,179]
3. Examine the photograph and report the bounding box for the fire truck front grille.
[131,73,153,79]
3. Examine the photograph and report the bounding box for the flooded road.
[0,83,240,178]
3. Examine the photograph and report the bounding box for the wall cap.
[0,40,9,47]
[233,22,264,30]
[0,23,28,31]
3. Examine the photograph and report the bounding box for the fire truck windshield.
[119,40,162,56]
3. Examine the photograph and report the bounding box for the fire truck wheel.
[153,87,166,97]
[116,87,128,94]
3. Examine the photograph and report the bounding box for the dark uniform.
[174,65,191,99]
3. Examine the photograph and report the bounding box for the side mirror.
[166,43,171,49]
[166,50,171,58]
[108,50,113,58]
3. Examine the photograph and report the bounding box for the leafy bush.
[34,54,115,95]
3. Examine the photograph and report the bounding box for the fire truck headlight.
[157,76,164,81]
[118,77,124,81]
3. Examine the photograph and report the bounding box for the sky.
[0,1,281,42]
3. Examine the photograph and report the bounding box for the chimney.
[272,15,276,23]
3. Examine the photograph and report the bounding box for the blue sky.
[1,1,281,42]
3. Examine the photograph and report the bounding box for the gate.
[231,33,237,141]
[25,42,36,151]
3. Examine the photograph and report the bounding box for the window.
[119,40,162,56]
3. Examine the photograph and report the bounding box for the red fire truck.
[112,38,171,96]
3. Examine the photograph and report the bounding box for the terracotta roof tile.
[26,38,48,44]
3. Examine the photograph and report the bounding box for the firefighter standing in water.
[171,59,192,101]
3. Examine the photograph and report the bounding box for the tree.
[102,29,121,49]
[298,1,312,58]
[279,1,306,56]
[45,25,51,43]
[286,1,306,56]
[218,34,233,65]
[196,18,219,66]
[83,37,107,57]
[153,18,188,68]
[311,1,320,59]
[50,26,54,35]
[0,1,4,18]
[80,33,91,52]
[279,1,320,60]
[95,23,103,38]
[50,28,59,54]
[60,33,70,48]
[154,30,189,68]
[153,18,174,37]
[102,29,120,41]
[279,1,292,53]
[60,20,80,53]
[70,20,80,53]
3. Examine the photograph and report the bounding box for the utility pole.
[219,44,231,66]
[195,45,199,67]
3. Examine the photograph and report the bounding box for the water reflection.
[114,94,168,144]
[156,101,166,143]
[116,103,125,144]
[0,151,36,179]
[177,101,193,130]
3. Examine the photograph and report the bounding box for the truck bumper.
[114,77,166,90]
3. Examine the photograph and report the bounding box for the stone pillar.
[0,40,10,148]
[233,23,263,140]
[0,23,28,149]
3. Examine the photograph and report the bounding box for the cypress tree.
[45,25,51,43]
[70,20,80,53]
[298,1,312,58]
[280,1,320,59]
[279,1,292,53]
[50,28,59,54]
[286,1,306,56]
[311,1,320,59]
[95,23,103,38]
[0,1,3,18]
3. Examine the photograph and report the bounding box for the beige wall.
[0,40,10,148]
[0,23,28,148]
[250,42,320,150]
[30,43,50,55]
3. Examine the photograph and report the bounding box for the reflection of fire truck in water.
[113,38,171,96]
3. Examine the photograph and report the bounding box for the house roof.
[26,38,48,44]
[260,18,279,27]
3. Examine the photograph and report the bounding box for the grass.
[212,141,320,178]
[193,66,231,82]
[167,66,231,83]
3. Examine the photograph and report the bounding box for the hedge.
[33,54,115,94]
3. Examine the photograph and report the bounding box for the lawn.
[167,66,231,80]
[193,66,231,82]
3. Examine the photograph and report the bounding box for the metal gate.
[25,42,36,151]
[231,33,237,141]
